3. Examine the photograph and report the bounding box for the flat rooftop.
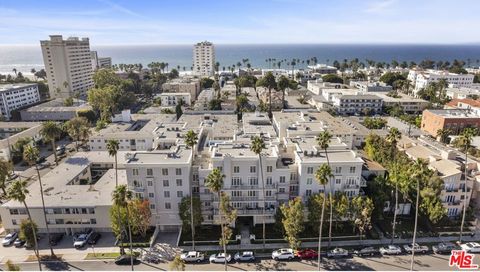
[0,83,38,92]
[374,92,429,103]
[425,109,480,118]
[22,98,91,112]
[126,147,191,165]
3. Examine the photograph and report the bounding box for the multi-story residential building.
[332,94,383,115]
[40,35,94,99]
[162,78,201,100]
[0,151,129,234]
[350,81,393,92]
[0,122,42,160]
[446,87,480,100]
[91,51,112,70]
[307,80,343,95]
[156,93,191,107]
[20,98,92,121]
[0,83,40,120]
[408,69,474,93]
[420,109,480,136]
[307,64,338,75]
[445,98,480,115]
[374,92,429,113]
[193,41,215,76]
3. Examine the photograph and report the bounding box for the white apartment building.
[90,51,112,70]
[156,93,191,107]
[332,94,383,115]
[0,122,43,161]
[373,92,429,113]
[162,78,201,100]
[0,83,40,120]
[446,87,480,100]
[307,64,338,75]
[40,35,94,99]
[307,80,343,95]
[193,41,215,76]
[350,81,393,92]
[408,69,474,93]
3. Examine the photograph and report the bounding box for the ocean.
[1,44,480,75]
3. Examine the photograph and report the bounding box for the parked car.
[88,232,101,245]
[295,249,318,259]
[180,251,205,263]
[380,245,402,255]
[272,248,295,261]
[13,238,25,247]
[327,248,349,258]
[432,242,457,254]
[353,247,379,257]
[73,232,92,248]
[115,255,139,265]
[7,173,18,181]
[2,232,18,246]
[234,251,255,262]
[49,233,64,246]
[36,156,46,164]
[461,242,480,253]
[403,243,429,254]
[209,253,232,263]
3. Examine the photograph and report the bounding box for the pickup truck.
[403,243,429,254]
[180,251,205,263]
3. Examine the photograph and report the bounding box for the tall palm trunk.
[36,165,54,257]
[459,146,469,243]
[218,192,228,271]
[391,181,399,244]
[410,179,420,271]
[325,152,333,248]
[126,205,134,271]
[114,154,124,254]
[51,140,58,166]
[190,148,196,250]
[258,154,266,249]
[268,88,272,119]
[317,187,326,271]
[282,89,286,110]
[24,201,42,271]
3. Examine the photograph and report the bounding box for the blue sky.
[0,0,479,45]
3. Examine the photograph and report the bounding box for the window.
[250,166,256,173]
[306,189,312,196]
[247,191,257,197]
[336,178,341,184]
[12,219,17,225]
[176,168,182,175]
[279,187,286,193]
[165,202,171,209]
[90,219,97,224]
[232,177,242,186]
[266,190,272,197]
[349,166,356,173]
[248,177,258,185]
[216,166,223,172]
[233,166,240,173]
[177,191,183,198]
[307,178,313,185]
[279,176,286,183]
[132,168,139,176]
[162,168,169,175]
[267,166,273,173]
[150,204,156,210]
[176,179,182,186]
[163,180,169,187]
[266,177,272,185]
[148,192,154,198]
[147,180,153,186]
[164,191,170,198]
[147,169,153,176]
[335,167,342,174]
[307,167,314,174]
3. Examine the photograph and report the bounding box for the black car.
[432,242,458,254]
[36,156,46,164]
[88,232,101,245]
[115,255,139,265]
[49,233,64,246]
[13,238,25,248]
[353,246,379,257]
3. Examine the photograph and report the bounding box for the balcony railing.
[213,208,276,215]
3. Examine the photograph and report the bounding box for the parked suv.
[272,248,295,261]
[73,231,92,248]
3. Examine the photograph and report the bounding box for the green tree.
[256,72,277,118]
[200,78,215,89]
[178,196,203,235]
[351,196,374,240]
[386,127,401,243]
[23,145,55,257]
[277,75,290,109]
[5,259,20,271]
[129,199,152,237]
[436,128,451,144]
[280,197,305,250]
[184,130,198,249]
[64,117,91,151]
[107,139,124,254]
[77,109,97,123]
[322,74,343,84]
[315,164,333,269]
[93,69,122,88]
[8,181,41,270]
[112,185,134,270]
[219,192,237,270]
[169,255,186,271]
[0,159,12,196]
[40,121,62,166]
[250,136,266,248]
[379,72,406,86]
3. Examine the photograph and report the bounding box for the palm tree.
[112,185,134,271]
[436,128,451,144]
[385,127,401,244]
[409,158,429,271]
[0,159,12,196]
[315,164,333,270]
[277,76,289,110]
[205,168,228,271]
[317,131,334,247]
[256,72,277,119]
[459,127,477,243]
[64,117,91,151]
[250,136,266,248]
[12,68,17,76]
[40,121,62,166]
[23,145,55,257]
[106,139,124,254]
[184,130,198,250]
[8,180,42,271]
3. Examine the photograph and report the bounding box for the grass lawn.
[85,252,120,260]
[26,255,63,262]
[180,225,239,246]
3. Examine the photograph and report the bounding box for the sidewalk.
[182,234,480,252]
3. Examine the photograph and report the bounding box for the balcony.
[343,184,360,190]
[445,200,462,206]
[213,208,276,216]
[224,184,277,190]
[129,186,145,192]
[199,193,213,201]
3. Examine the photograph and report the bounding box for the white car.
[403,243,429,254]
[461,242,480,253]
[327,248,349,258]
[2,232,18,246]
[73,233,91,248]
[379,245,402,255]
[209,253,232,263]
[272,248,295,261]
[180,251,205,263]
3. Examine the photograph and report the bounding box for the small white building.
[350,81,393,92]
[0,83,40,120]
